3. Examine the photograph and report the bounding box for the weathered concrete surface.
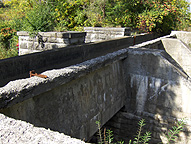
[0,31,191,143]
[0,33,157,87]
[104,47,191,143]
[0,113,85,144]
[162,38,191,77]
[171,31,191,46]
[0,48,127,141]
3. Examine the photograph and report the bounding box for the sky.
[188,0,191,11]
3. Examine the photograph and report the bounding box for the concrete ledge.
[0,113,85,144]
[0,48,128,109]
[170,31,191,46]
[0,48,127,140]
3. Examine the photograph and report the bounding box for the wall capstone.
[84,27,131,43]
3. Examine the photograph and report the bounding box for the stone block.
[19,42,27,49]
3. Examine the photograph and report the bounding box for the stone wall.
[84,27,131,43]
[18,27,132,55]
[17,31,86,55]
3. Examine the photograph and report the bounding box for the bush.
[23,3,55,33]
[136,0,190,34]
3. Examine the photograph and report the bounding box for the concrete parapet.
[0,33,157,87]
[162,38,191,77]
[17,31,86,55]
[171,31,191,46]
[0,48,127,141]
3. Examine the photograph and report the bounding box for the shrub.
[23,3,55,33]
[136,0,190,34]
[0,27,16,49]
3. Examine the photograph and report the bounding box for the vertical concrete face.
[162,38,191,77]
[0,60,126,141]
[105,49,191,144]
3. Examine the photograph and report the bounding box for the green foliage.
[0,27,16,49]
[96,118,185,144]
[53,0,87,31]
[128,119,151,144]
[2,0,190,33]
[136,0,190,34]
[96,120,124,144]
[165,119,186,144]
[23,3,55,32]
[0,34,18,59]
[0,0,190,59]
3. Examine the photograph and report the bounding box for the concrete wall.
[103,42,191,143]
[0,49,127,141]
[171,31,191,46]
[0,31,191,143]
[162,38,191,77]
[0,33,157,87]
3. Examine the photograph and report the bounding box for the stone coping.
[84,27,131,33]
[17,31,86,38]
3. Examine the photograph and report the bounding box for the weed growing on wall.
[130,119,151,144]
[96,120,124,144]
[95,118,186,144]
[165,119,186,144]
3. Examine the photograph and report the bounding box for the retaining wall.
[103,35,191,144]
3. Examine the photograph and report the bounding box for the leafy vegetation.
[96,118,186,144]
[0,0,190,59]
[165,119,186,144]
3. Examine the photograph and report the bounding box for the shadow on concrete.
[99,39,191,143]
